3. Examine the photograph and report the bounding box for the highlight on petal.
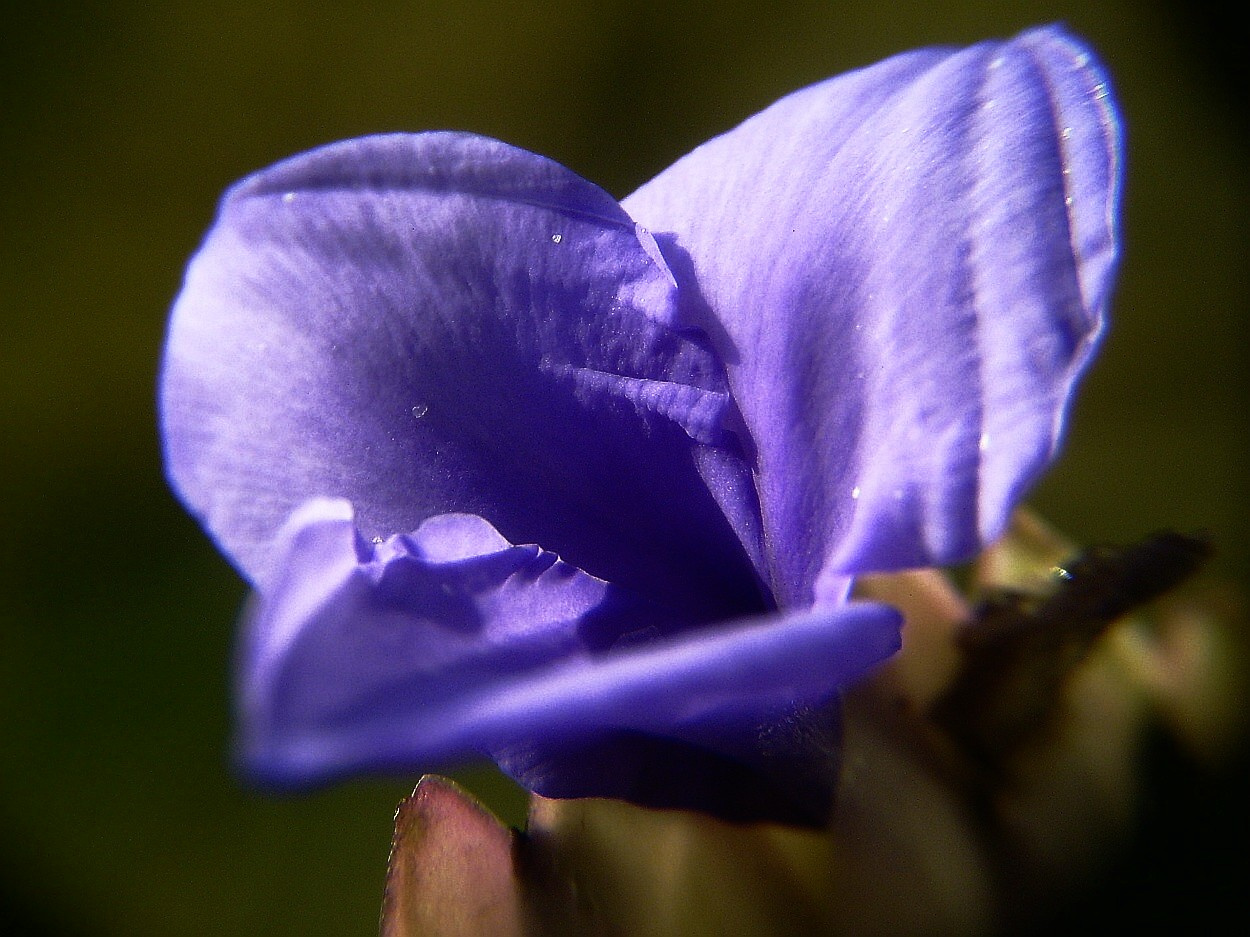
[238,499,901,822]
[624,25,1122,605]
[160,132,765,622]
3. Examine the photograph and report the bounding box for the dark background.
[2,1,1245,934]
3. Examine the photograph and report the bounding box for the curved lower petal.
[239,499,901,821]
[623,26,1122,605]
[161,132,763,621]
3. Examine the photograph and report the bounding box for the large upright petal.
[161,133,764,621]
[624,26,1122,606]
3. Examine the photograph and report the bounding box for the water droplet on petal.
[551,233,562,244]
[371,536,384,544]
[979,432,991,452]
[282,192,296,204]
[851,486,861,500]
[1060,126,1073,140]
[411,403,429,419]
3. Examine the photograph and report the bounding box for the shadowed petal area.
[239,499,901,821]
[161,132,764,622]
[623,26,1122,606]
[493,699,848,826]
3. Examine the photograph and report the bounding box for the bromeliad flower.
[160,25,1120,825]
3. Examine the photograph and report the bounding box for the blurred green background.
[1,1,1245,934]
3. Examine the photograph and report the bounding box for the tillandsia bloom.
[160,25,1121,825]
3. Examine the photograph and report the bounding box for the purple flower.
[160,25,1120,824]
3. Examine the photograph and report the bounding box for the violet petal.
[239,498,901,817]
[623,25,1122,605]
[161,132,764,621]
